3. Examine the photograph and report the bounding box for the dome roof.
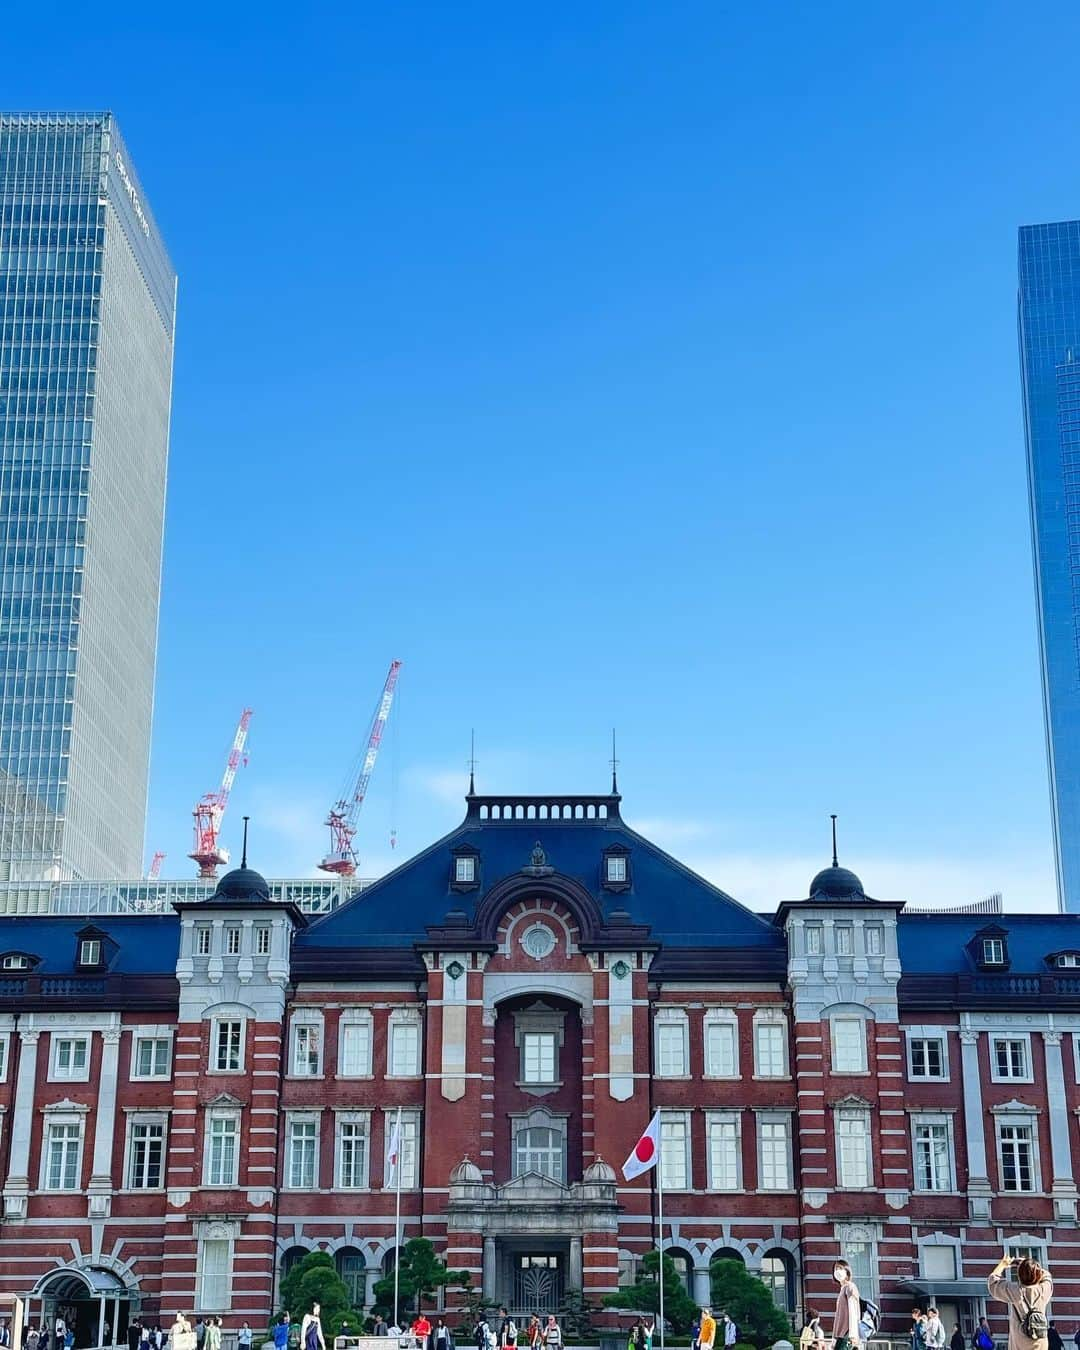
[449,1157,483,1184]
[210,865,270,905]
[583,1157,616,1182]
[808,865,865,901]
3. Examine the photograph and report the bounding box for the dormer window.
[971,925,1010,971]
[601,844,631,893]
[455,857,475,884]
[982,937,1005,966]
[1051,952,1080,969]
[450,846,480,892]
[78,939,102,968]
[1,954,29,971]
[606,856,627,883]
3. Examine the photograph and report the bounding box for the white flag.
[622,1109,661,1181]
[386,1108,402,1180]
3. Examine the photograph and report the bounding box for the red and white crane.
[147,851,166,881]
[318,660,402,876]
[189,708,254,878]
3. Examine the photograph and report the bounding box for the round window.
[521,923,556,961]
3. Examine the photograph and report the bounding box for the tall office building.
[0,114,176,881]
[1018,220,1080,913]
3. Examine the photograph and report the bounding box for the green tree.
[275,1251,363,1341]
[708,1259,793,1349]
[602,1252,698,1334]
[372,1238,471,1322]
[457,1279,498,1340]
[559,1289,598,1340]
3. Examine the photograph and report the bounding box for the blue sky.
[11,1,1079,907]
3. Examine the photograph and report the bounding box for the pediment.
[205,1091,244,1108]
[499,1170,568,1198]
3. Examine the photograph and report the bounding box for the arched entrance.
[31,1267,133,1349]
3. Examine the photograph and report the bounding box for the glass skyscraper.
[1018,220,1080,913]
[0,113,176,881]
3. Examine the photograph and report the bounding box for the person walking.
[975,1320,995,1350]
[373,1321,387,1340]
[238,1325,252,1350]
[925,1309,947,1350]
[194,1322,205,1350]
[204,1322,220,1350]
[428,1318,453,1350]
[27,1328,40,1350]
[474,1320,491,1350]
[497,1311,516,1350]
[912,1311,927,1350]
[832,1260,862,1350]
[722,1315,737,1350]
[300,1307,326,1350]
[541,1320,560,1350]
[698,1311,716,1350]
[988,1253,1053,1350]
[1048,1326,1064,1350]
[952,1326,966,1350]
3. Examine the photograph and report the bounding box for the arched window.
[514,1125,564,1182]
[336,1248,365,1306]
[667,1249,692,1292]
[760,1250,795,1312]
[279,1245,308,1294]
[714,1247,744,1266]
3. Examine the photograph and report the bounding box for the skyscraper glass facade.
[1019,220,1080,913]
[0,114,176,881]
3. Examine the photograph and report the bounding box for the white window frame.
[130,1030,173,1081]
[195,925,212,956]
[335,1111,371,1190]
[911,1113,955,1192]
[606,855,628,883]
[290,1014,324,1078]
[990,1033,1033,1084]
[654,1010,690,1078]
[210,1018,245,1073]
[753,1012,789,1078]
[387,1010,422,1078]
[659,1110,691,1190]
[0,1032,9,1083]
[196,1223,237,1312]
[704,1011,739,1079]
[919,1238,962,1281]
[512,1110,568,1183]
[756,1110,793,1191]
[50,1032,91,1082]
[224,925,242,956]
[383,1108,421,1188]
[864,925,884,956]
[78,938,102,967]
[835,925,854,956]
[995,1111,1041,1194]
[982,937,1006,965]
[522,1030,558,1085]
[831,1015,869,1074]
[40,1111,85,1191]
[123,1112,168,1191]
[839,1227,880,1303]
[454,856,476,884]
[906,1029,949,1082]
[805,924,824,956]
[254,924,272,956]
[1005,1236,1048,1275]
[285,1112,320,1190]
[706,1109,742,1191]
[338,1010,374,1078]
[203,1108,241,1187]
[835,1105,873,1189]
[1,954,29,971]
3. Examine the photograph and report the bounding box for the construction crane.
[147,851,166,881]
[189,708,254,878]
[319,660,402,876]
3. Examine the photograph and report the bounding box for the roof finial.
[610,727,619,794]
[241,815,250,869]
[468,729,476,796]
[830,813,838,868]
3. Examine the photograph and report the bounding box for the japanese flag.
[386,1107,402,1179]
[622,1109,661,1181]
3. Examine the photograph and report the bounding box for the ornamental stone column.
[88,1027,122,1218]
[959,1030,992,1221]
[3,1028,40,1218]
[1042,1030,1078,1221]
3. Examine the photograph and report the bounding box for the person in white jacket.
[925,1310,947,1350]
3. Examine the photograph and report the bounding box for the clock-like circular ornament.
[521,922,556,961]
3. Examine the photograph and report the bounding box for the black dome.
[211,865,270,904]
[808,865,865,901]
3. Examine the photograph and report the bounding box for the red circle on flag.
[635,1135,656,1163]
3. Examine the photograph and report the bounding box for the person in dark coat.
[952,1328,967,1350]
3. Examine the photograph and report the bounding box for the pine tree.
[707,1259,793,1349]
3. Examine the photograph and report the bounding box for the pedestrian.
[104,1326,112,1347]
[300,1305,326,1350]
[722,1314,737,1349]
[926,1309,947,1350]
[1048,1326,1064,1350]
[542,1320,560,1350]
[28,1329,40,1350]
[832,1259,862,1350]
[952,1327,966,1350]
[630,1321,647,1350]
[1072,1332,1080,1350]
[428,1320,453,1350]
[274,1318,291,1350]
[498,1310,517,1350]
[800,1313,824,1350]
[411,1316,431,1350]
[698,1311,716,1350]
[373,1321,387,1340]
[912,1311,927,1350]
[64,1331,74,1350]
[195,1322,205,1350]
[204,1322,220,1350]
[988,1252,1053,1350]
[169,1316,193,1350]
[474,1320,490,1350]
[238,1327,252,1350]
[526,1321,540,1350]
[975,1321,995,1350]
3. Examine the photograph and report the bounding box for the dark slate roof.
[898,911,1080,975]
[0,916,180,973]
[296,792,784,953]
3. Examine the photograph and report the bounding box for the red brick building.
[1,788,1078,1343]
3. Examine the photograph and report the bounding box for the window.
[454,856,476,884]
[225,926,241,956]
[836,926,854,956]
[844,1236,878,1302]
[656,1020,689,1077]
[805,925,823,956]
[44,1121,82,1189]
[832,1017,868,1073]
[754,1019,787,1077]
[998,1120,1037,1193]
[606,855,627,883]
[760,1251,795,1313]
[336,1116,370,1189]
[255,925,271,956]
[921,1245,958,1280]
[336,1249,366,1306]
[707,1112,741,1190]
[384,1110,420,1188]
[2,954,29,971]
[705,1017,737,1077]
[913,1119,953,1191]
[836,1108,872,1188]
[339,1015,373,1077]
[196,926,212,956]
[78,938,102,966]
[197,1230,234,1310]
[51,1034,89,1081]
[983,937,1006,965]
[127,1118,166,1189]
[213,1019,243,1072]
[991,1035,1031,1082]
[205,1112,240,1186]
[389,1017,421,1076]
[287,1116,318,1189]
[1006,1243,1047,1279]
[133,1036,171,1080]
[0,1034,7,1082]
[908,1035,946,1080]
[660,1113,690,1189]
[291,1022,322,1077]
[865,926,884,956]
[514,1124,565,1182]
[758,1114,791,1190]
[1056,953,1080,968]
[522,1032,557,1084]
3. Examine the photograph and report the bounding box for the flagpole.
[393,1106,403,1329]
[657,1125,665,1350]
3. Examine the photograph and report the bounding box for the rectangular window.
[832,1017,867,1073]
[909,1036,946,1080]
[44,1121,81,1190]
[52,1035,89,1080]
[805,925,823,956]
[127,1120,166,1189]
[454,856,475,883]
[846,1240,877,1302]
[992,1036,1030,1081]
[384,1111,421,1188]
[983,937,1005,965]
[78,938,101,966]
[255,925,271,956]
[913,1121,953,1191]
[837,1109,871,1188]
[522,1032,557,1084]
[0,1034,7,1082]
[758,1117,791,1190]
[389,1020,420,1076]
[340,1020,372,1077]
[206,1114,239,1186]
[288,1118,318,1189]
[656,1022,688,1077]
[707,1113,740,1190]
[922,1245,958,1281]
[754,1022,787,1077]
[835,926,854,956]
[705,1020,737,1077]
[998,1122,1035,1192]
[292,1023,321,1077]
[196,926,212,956]
[225,926,241,955]
[865,926,884,956]
[606,855,627,883]
[133,1036,171,1079]
[659,1114,690,1189]
[337,1119,369,1189]
[198,1236,233,1311]
[213,1020,243,1072]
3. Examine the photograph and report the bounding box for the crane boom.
[189,708,254,878]
[319,660,401,876]
[147,851,166,881]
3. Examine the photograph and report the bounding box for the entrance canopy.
[34,1268,127,1300]
[899,1279,990,1299]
